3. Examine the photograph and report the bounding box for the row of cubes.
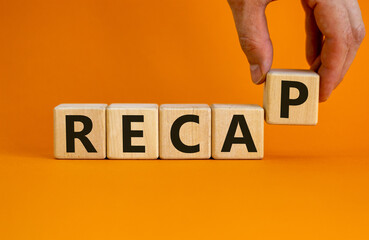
[54,104,264,159]
[54,69,320,159]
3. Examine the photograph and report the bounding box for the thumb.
[228,0,274,84]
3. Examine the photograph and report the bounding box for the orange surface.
[0,0,368,239]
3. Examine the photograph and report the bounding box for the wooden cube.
[54,104,107,159]
[211,104,264,159]
[159,104,211,159]
[263,69,319,125]
[107,104,159,159]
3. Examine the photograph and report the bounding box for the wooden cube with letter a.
[263,69,319,125]
[160,104,211,159]
[107,104,159,159]
[54,104,107,159]
[212,104,264,159]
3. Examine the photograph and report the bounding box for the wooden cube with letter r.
[54,104,107,159]
[263,69,319,125]
[212,104,264,159]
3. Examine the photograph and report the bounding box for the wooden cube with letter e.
[107,104,159,159]
[54,104,107,159]
[263,69,319,125]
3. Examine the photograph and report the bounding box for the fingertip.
[318,66,340,103]
[319,95,329,102]
[250,64,262,84]
[319,85,333,102]
[309,55,321,72]
[250,64,267,84]
[257,74,266,85]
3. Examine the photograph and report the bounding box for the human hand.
[228,0,365,102]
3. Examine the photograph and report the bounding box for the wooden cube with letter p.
[263,69,319,125]
[159,104,211,159]
[54,104,107,159]
[212,104,264,159]
[107,104,159,159]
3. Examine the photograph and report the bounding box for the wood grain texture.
[54,104,107,159]
[212,104,264,159]
[263,69,319,125]
[159,104,211,159]
[107,104,158,159]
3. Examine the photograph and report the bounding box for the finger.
[312,1,352,101]
[301,0,323,66]
[228,0,273,84]
[337,0,365,87]
[310,54,321,72]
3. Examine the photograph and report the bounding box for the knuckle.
[352,24,366,44]
[340,26,355,48]
[239,36,265,53]
[342,24,365,48]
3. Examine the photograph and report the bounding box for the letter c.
[170,115,200,153]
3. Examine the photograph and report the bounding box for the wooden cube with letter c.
[211,104,264,159]
[263,69,319,125]
[159,104,211,159]
[54,104,107,159]
[107,104,159,159]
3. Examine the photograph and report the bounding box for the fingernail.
[250,64,263,84]
[319,92,331,102]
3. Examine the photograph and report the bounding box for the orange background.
[1,0,369,239]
